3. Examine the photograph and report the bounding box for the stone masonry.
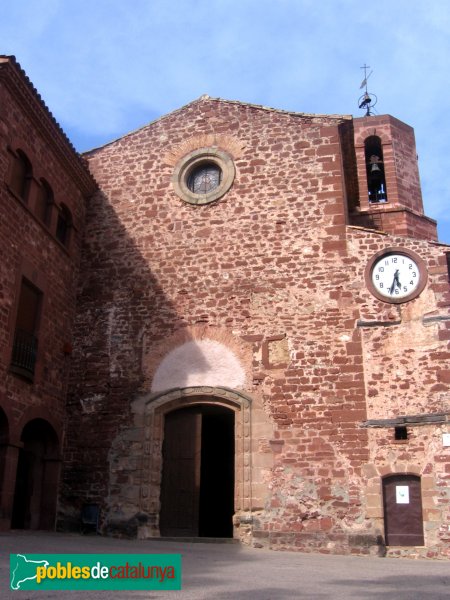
[57,97,450,558]
[0,56,448,558]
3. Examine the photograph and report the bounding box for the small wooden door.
[160,409,202,536]
[383,474,424,546]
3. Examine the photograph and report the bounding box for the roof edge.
[84,94,353,155]
[0,55,97,195]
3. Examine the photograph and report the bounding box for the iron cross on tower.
[358,64,377,116]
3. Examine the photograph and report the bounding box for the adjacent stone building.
[1,56,449,558]
[0,56,96,531]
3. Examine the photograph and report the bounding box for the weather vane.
[358,64,377,116]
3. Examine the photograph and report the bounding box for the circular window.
[187,162,222,194]
[172,148,235,205]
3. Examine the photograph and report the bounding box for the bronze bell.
[368,155,383,180]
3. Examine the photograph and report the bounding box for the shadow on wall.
[61,181,248,529]
[60,187,199,526]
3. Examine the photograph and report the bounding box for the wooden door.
[383,474,424,546]
[160,409,202,536]
[11,448,32,528]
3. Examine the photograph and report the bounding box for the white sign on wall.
[396,486,410,504]
[443,433,450,447]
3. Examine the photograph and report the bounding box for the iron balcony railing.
[10,329,38,378]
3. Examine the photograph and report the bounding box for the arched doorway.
[160,404,235,538]
[382,474,424,546]
[11,418,59,530]
[0,407,9,498]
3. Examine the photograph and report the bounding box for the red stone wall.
[346,227,450,557]
[62,100,359,545]
[2,58,448,556]
[60,98,450,557]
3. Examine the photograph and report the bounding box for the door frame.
[139,386,252,538]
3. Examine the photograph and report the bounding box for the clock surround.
[365,247,428,304]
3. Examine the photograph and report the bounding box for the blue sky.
[2,0,450,243]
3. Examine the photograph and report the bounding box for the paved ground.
[1,532,449,599]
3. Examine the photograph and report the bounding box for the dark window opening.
[10,279,42,380]
[446,252,450,282]
[9,150,32,202]
[394,426,408,440]
[56,205,72,246]
[35,179,53,225]
[365,136,387,203]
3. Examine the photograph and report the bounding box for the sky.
[2,0,450,243]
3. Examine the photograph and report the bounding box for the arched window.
[365,136,387,203]
[35,179,53,225]
[55,204,72,247]
[9,149,32,202]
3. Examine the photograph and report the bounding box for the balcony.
[10,329,38,380]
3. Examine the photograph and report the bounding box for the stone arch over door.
[138,386,252,539]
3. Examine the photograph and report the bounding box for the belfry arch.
[138,386,252,539]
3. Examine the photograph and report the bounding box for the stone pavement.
[1,532,449,599]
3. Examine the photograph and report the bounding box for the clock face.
[368,251,426,303]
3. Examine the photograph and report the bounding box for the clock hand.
[389,269,401,295]
[389,278,396,295]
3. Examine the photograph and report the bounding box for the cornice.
[0,56,97,196]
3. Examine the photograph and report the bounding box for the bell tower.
[350,114,437,240]
[348,67,437,241]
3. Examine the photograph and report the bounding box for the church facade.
[1,56,449,558]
